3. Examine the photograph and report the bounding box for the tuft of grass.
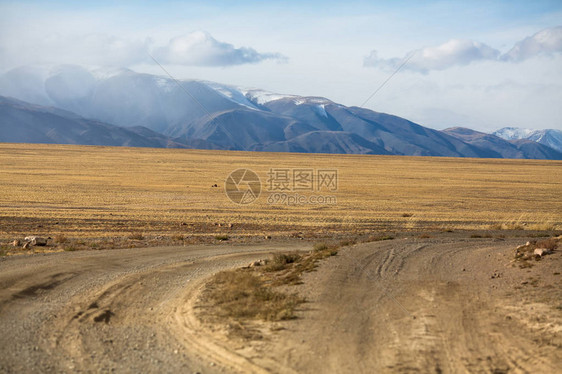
[215,234,229,241]
[313,242,329,251]
[172,234,184,241]
[339,238,357,247]
[64,245,77,252]
[367,235,394,242]
[54,234,67,244]
[128,233,144,240]
[204,270,304,321]
[264,253,301,272]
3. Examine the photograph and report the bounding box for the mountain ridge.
[0,65,561,160]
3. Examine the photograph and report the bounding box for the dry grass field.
[0,143,561,243]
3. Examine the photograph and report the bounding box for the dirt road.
[0,242,308,373]
[1,236,560,373]
[240,236,562,373]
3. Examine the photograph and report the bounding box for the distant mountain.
[443,127,562,160]
[493,127,562,153]
[0,65,560,160]
[0,96,185,148]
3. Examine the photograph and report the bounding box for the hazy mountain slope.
[1,65,560,159]
[494,127,562,152]
[0,96,184,148]
[444,127,562,160]
[250,131,391,155]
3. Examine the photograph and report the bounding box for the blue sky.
[1,0,561,130]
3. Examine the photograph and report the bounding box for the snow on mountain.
[493,127,536,140]
[239,88,299,105]
[493,127,562,152]
[203,82,260,110]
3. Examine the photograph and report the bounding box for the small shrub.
[536,238,558,251]
[172,234,184,241]
[402,213,413,217]
[54,234,67,244]
[265,253,301,272]
[313,242,329,251]
[339,238,357,247]
[368,235,394,242]
[64,246,77,252]
[128,233,144,240]
[215,234,229,241]
[205,270,303,321]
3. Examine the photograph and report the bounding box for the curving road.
[0,242,306,373]
[1,236,560,373]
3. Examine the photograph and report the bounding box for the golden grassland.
[0,143,561,240]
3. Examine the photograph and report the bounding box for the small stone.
[534,248,551,257]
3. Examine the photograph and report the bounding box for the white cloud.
[364,26,562,74]
[153,31,287,66]
[0,29,285,69]
[364,39,500,73]
[501,26,562,62]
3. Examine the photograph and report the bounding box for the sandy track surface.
[1,236,560,373]
[243,237,562,373]
[0,242,307,373]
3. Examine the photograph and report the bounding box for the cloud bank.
[365,39,500,73]
[0,30,285,68]
[365,26,562,73]
[154,31,287,66]
[501,26,562,62]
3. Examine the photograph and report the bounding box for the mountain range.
[0,65,561,160]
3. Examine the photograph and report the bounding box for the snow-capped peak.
[239,88,299,105]
[493,127,536,140]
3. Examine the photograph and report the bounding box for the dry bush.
[54,234,68,244]
[264,253,302,272]
[128,233,144,240]
[339,238,357,247]
[367,235,394,242]
[205,270,303,321]
[536,238,558,250]
[313,242,329,251]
